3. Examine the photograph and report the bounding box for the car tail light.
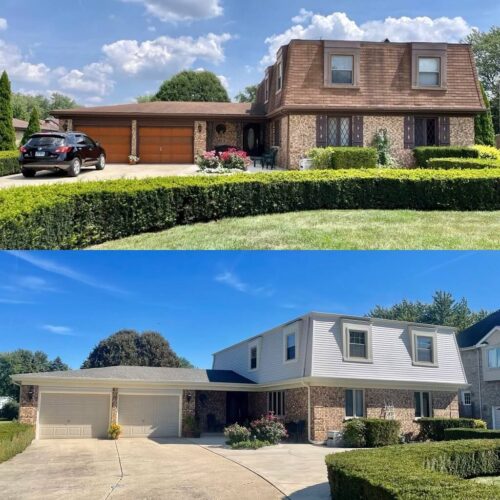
[19,146,27,153]
[55,146,73,153]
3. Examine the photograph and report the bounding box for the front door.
[226,392,249,425]
[243,124,262,156]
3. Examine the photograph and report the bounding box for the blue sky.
[0,251,498,370]
[0,0,498,105]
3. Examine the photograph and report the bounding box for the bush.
[472,145,500,160]
[413,147,479,167]
[308,147,378,169]
[343,419,366,448]
[444,428,500,440]
[363,419,401,447]
[418,418,483,441]
[326,440,500,500]
[1,169,500,249]
[0,423,35,463]
[428,158,500,169]
[0,400,19,421]
[108,424,122,440]
[224,423,251,445]
[196,149,249,172]
[249,413,287,445]
[0,150,20,177]
[230,439,271,450]
[372,129,395,167]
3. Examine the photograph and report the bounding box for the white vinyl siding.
[39,393,110,439]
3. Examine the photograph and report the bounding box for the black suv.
[19,132,107,178]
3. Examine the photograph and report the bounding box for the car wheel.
[67,158,82,177]
[21,168,36,178]
[96,154,106,171]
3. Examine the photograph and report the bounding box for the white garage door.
[39,393,110,439]
[118,395,180,438]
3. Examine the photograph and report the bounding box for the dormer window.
[488,347,500,368]
[342,319,372,363]
[410,327,438,367]
[324,41,360,88]
[418,57,441,87]
[283,323,300,363]
[276,60,283,93]
[248,339,260,371]
[349,330,367,359]
[416,336,433,363]
[332,55,354,85]
[286,333,296,361]
[412,43,447,90]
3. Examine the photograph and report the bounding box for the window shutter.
[438,116,450,146]
[352,116,364,147]
[206,122,214,151]
[316,115,327,147]
[404,116,415,150]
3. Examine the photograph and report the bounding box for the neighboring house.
[13,312,467,441]
[457,310,500,429]
[14,118,60,146]
[51,40,484,168]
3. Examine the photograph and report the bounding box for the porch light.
[186,392,193,403]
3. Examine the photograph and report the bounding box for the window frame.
[410,327,439,367]
[414,117,439,147]
[268,391,286,418]
[411,43,447,91]
[345,389,365,419]
[462,391,472,406]
[418,56,441,88]
[331,54,354,85]
[248,339,260,372]
[414,391,433,419]
[487,347,500,369]
[264,70,270,103]
[324,41,360,89]
[327,116,353,147]
[283,323,300,364]
[342,319,373,364]
[276,57,284,94]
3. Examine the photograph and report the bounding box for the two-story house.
[458,310,500,429]
[52,39,485,168]
[14,312,467,442]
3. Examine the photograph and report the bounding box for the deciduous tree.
[155,71,229,102]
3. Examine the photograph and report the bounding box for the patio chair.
[262,147,279,169]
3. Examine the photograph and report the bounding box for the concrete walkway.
[197,436,349,499]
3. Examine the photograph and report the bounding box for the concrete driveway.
[0,439,283,500]
[0,163,199,189]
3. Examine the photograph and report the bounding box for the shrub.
[444,428,500,441]
[1,169,500,249]
[308,147,378,169]
[343,419,366,448]
[196,151,221,170]
[219,149,249,170]
[363,419,401,447]
[0,150,20,177]
[472,145,500,160]
[0,400,19,421]
[0,423,35,463]
[413,147,479,167]
[418,418,482,441]
[326,440,500,500]
[196,149,249,172]
[108,424,122,440]
[230,439,271,450]
[250,413,287,445]
[372,129,395,167]
[224,423,251,445]
[427,158,500,169]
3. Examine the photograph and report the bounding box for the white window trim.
[342,319,373,363]
[267,391,286,417]
[264,70,270,104]
[414,391,433,420]
[344,388,365,420]
[410,327,439,367]
[283,325,300,364]
[248,339,261,372]
[276,54,284,94]
[462,391,472,406]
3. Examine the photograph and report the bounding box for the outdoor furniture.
[251,156,265,168]
[206,413,224,433]
[286,420,307,442]
[262,147,279,169]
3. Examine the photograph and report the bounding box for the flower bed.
[0,423,35,463]
[1,169,500,249]
[196,149,250,173]
[0,151,20,177]
[224,413,287,449]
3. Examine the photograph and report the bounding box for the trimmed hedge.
[0,150,20,177]
[428,158,500,169]
[363,419,401,447]
[414,147,479,167]
[444,428,500,441]
[418,418,485,441]
[326,440,500,499]
[308,147,378,169]
[0,423,35,463]
[1,169,500,249]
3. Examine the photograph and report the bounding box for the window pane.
[419,73,439,86]
[422,392,431,418]
[355,390,364,417]
[251,347,257,369]
[328,118,339,146]
[345,390,354,417]
[463,392,471,405]
[340,118,351,146]
[416,336,433,363]
[332,70,353,84]
[349,330,367,358]
[489,349,498,368]
[414,392,422,417]
[333,55,354,71]
[419,57,440,72]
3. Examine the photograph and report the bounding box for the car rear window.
[26,136,65,147]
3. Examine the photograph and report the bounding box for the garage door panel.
[139,127,193,164]
[119,395,180,438]
[39,393,110,439]
[78,126,131,164]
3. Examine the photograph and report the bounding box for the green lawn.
[93,210,500,250]
[472,477,500,486]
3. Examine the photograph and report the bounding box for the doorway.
[243,124,263,156]
[226,392,249,425]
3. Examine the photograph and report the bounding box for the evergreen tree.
[475,84,496,145]
[21,107,41,145]
[0,71,16,151]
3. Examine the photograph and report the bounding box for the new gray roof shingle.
[457,310,500,348]
[14,366,255,384]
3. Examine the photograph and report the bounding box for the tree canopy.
[12,92,78,121]
[0,71,16,151]
[82,330,192,369]
[475,84,496,146]
[0,350,69,400]
[368,291,490,332]
[155,71,230,102]
[21,107,41,145]
[235,85,258,103]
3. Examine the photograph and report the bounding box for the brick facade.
[19,385,39,426]
[196,391,227,431]
[208,122,243,150]
[194,121,207,158]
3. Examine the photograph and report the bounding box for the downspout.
[301,315,315,444]
[477,348,483,420]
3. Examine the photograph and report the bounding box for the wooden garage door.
[39,393,110,439]
[139,127,194,164]
[78,126,131,164]
[118,395,180,438]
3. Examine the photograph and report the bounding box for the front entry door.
[226,392,249,425]
[243,124,262,156]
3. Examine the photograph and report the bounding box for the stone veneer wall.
[111,388,119,425]
[450,116,475,146]
[277,116,289,168]
[209,122,242,150]
[19,385,39,426]
[194,121,207,157]
[248,392,267,420]
[196,391,227,432]
[131,120,138,157]
[287,115,317,169]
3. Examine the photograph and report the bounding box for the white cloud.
[215,271,274,298]
[42,324,75,336]
[58,62,114,96]
[262,12,475,66]
[0,40,51,83]
[102,33,232,77]
[0,18,7,30]
[121,0,223,22]
[217,74,229,90]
